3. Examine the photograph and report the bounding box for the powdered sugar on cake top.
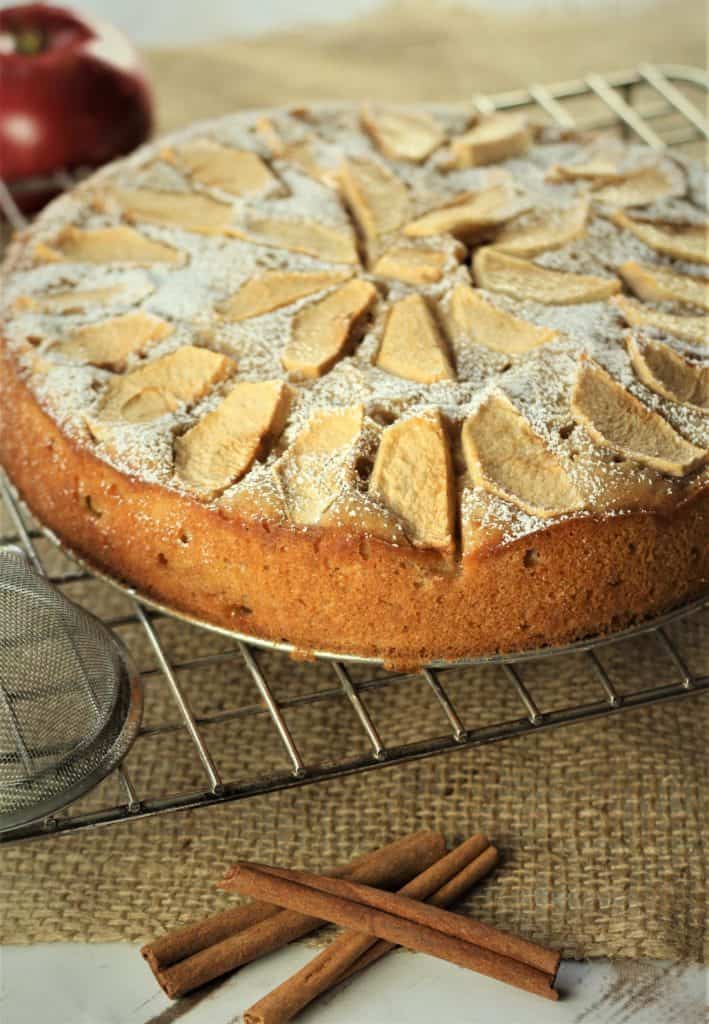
[1,105,707,550]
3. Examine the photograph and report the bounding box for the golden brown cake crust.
[2,353,706,665]
[1,106,707,664]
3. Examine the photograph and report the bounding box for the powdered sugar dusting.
[1,105,707,552]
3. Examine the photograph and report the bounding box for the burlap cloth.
[1,1,707,963]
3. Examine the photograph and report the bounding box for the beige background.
[1,0,707,963]
[145,0,707,132]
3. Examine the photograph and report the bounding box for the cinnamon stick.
[234,861,560,978]
[244,835,497,1024]
[223,861,558,1001]
[339,844,501,984]
[142,830,440,974]
[153,830,445,998]
[142,903,280,972]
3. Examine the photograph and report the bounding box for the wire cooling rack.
[1,64,708,844]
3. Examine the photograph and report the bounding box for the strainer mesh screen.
[0,547,124,816]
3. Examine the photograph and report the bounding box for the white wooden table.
[2,942,706,1023]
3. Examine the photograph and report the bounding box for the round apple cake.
[0,104,707,664]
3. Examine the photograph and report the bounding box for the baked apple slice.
[442,284,557,354]
[591,164,684,207]
[13,278,153,314]
[222,270,352,322]
[404,183,525,242]
[175,380,292,496]
[110,186,234,234]
[370,411,455,549]
[618,261,709,311]
[376,294,455,383]
[165,139,282,197]
[610,295,707,347]
[338,157,410,251]
[474,248,620,304]
[493,196,590,257]
[274,405,364,525]
[55,311,172,371]
[627,336,708,409]
[96,345,235,424]
[372,244,451,284]
[446,113,531,168]
[254,117,328,182]
[546,144,625,184]
[36,225,183,265]
[361,105,444,163]
[233,215,359,265]
[462,393,581,517]
[282,280,377,377]
[571,358,706,476]
[547,151,683,206]
[612,211,708,265]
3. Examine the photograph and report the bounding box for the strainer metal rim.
[0,667,142,833]
[1,545,124,781]
[0,546,143,833]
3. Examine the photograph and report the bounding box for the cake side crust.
[2,350,706,666]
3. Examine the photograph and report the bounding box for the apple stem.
[14,27,46,56]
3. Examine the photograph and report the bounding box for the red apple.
[0,3,153,212]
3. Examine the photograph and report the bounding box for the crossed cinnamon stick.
[141,830,560,1021]
[143,831,445,997]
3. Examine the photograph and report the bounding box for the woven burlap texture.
[1,0,707,962]
[1,517,708,960]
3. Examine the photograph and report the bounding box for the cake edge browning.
[2,351,706,667]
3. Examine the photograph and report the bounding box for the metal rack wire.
[1,64,707,844]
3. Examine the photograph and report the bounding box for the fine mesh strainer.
[0,545,142,832]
